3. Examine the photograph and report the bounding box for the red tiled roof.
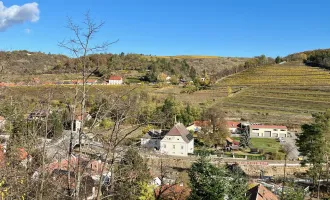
[86,79,97,83]
[0,147,29,163]
[18,148,28,160]
[247,184,278,200]
[167,123,193,143]
[0,145,4,164]
[250,125,287,129]
[194,120,210,127]
[155,185,191,200]
[109,75,122,80]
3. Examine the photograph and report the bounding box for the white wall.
[108,79,123,85]
[160,136,190,156]
[188,139,194,154]
[250,127,288,138]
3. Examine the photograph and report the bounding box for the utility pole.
[281,144,296,200]
[281,153,287,200]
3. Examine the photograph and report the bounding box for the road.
[281,133,300,160]
[45,130,76,159]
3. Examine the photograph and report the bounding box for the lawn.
[231,137,285,159]
[249,138,283,154]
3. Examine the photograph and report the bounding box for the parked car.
[276,137,285,143]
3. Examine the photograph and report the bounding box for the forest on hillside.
[286,49,330,69]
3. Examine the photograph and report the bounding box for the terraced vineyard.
[217,62,330,125]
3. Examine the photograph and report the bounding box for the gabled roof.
[143,130,168,139]
[247,184,278,200]
[166,123,193,143]
[109,75,122,80]
[250,125,287,129]
[226,137,233,143]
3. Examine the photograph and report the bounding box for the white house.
[141,129,168,150]
[108,75,123,85]
[160,123,194,156]
[250,125,288,138]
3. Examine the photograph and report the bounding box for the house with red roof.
[250,124,288,138]
[108,75,123,85]
[155,184,191,200]
[247,184,279,200]
[86,79,98,85]
[160,123,194,156]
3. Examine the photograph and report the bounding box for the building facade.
[108,75,123,85]
[160,123,194,156]
[141,129,168,150]
[250,125,288,138]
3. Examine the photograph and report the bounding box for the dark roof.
[143,130,168,139]
[51,169,75,177]
[28,110,48,118]
[167,123,193,143]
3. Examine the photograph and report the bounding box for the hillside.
[0,50,70,75]
[216,61,330,126]
[0,50,248,82]
[144,55,248,75]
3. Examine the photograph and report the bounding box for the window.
[181,145,184,150]
[163,144,166,148]
[280,129,285,131]
[173,145,175,149]
[274,129,278,131]
[252,129,259,131]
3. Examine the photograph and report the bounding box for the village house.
[160,123,194,156]
[86,79,98,85]
[141,129,168,150]
[108,75,123,85]
[35,155,111,199]
[28,110,52,120]
[250,125,288,138]
[246,184,279,200]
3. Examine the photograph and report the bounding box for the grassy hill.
[215,61,330,126]
[0,50,248,83]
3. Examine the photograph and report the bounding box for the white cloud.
[0,1,40,31]
[24,28,31,34]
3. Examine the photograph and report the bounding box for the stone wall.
[146,156,308,178]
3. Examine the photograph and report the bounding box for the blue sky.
[1,0,330,57]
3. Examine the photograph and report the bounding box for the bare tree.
[58,12,118,199]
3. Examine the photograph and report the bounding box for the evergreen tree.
[239,126,251,148]
[226,166,249,200]
[188,156,249,200]
[275,56,282,64]
[114,149,150,200]
[188,156,227,200]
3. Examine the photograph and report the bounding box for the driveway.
[281,133,299,160]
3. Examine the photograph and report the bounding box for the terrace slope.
[217,62,330,126]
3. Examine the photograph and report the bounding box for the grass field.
[249,138,283,154]
[216,62,330,125]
